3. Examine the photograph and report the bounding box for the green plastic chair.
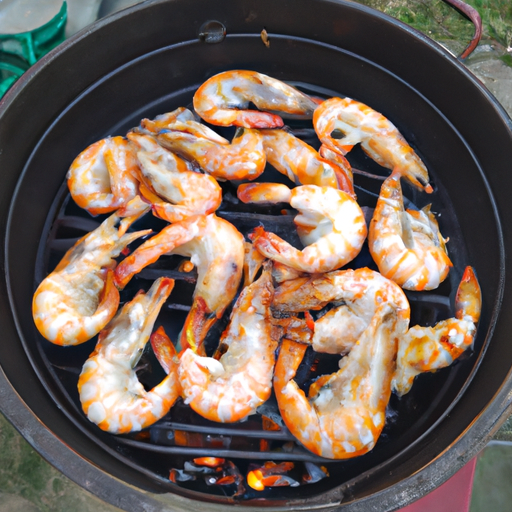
[0,2,67,98]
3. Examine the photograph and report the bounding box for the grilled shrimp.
[138,107,230,145]
[313,97,432,193]
[246,184,367,273]
[369,173,452,291]
[273,266,481,394]
[193,70,318,128]
[393,266,481,396]
[114,214,245,354]
[78,277,181,434]
[32,198,151,346]
[138,106,196,130]
[274,304,400,459]
[179,263,277,423]
[260,129,354,194]
[318,144,354,184]
[272,267,410,355]
[243,241,267,287]
[67,136,140,215]
[157,127,266,181]
[127,132,222,222]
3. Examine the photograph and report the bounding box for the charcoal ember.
[256,398,285,429]
[204,460,246,497]
[193,457,226,467]
[247,461,300,490]
[171,458,246,496]
[169,468,196,483]
[184,461,218,474]
[302,462,329,484]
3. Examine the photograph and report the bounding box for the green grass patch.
[465,0,512,49]
[500,53,512,66]
[358,0,512,50]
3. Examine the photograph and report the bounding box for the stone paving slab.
[467,56,512,116]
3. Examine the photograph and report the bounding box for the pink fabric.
[398,458,477,512]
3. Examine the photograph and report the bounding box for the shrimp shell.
[78,277,180,434]
[313,97,432,193]
[32,203,151,346]
[193,70,318,128]
[179,263,277,423]
[369,173,452,291]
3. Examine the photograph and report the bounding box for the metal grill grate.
[32,122,462,500]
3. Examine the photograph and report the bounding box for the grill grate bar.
[150,421,292,439]
[117,437,330,463]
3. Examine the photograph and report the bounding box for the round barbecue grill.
[1,0,511,511]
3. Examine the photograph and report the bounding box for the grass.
[357,0,512,52]
[467,0,512,49]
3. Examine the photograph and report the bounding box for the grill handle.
[440,0,483,60]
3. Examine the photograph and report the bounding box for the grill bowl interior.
[1,0,512,511]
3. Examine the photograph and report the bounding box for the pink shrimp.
[369,173,452,291]
[193,70,318,128]
[127,132,222,222]
[259,129,354,194]
[67,136,140,215]
[274,304,400,459]
[32,198,151,346]
[393,266,481,395]
[78,277,181,434]
[272,266,481,395]
[179,263,277,423]
[247,184,367,273]
[313,97,432,193]
[114,214,245,354]
[157,127,266,181]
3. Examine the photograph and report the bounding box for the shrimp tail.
[243,241,267,287]
[179,296,214,355]
[117,195,151,236]
[249,227,294,266]
[93,268,121,331]
[273,339,323,455]
[150,326,179,375]
[318,144,355,197]
[455,266,482,323]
